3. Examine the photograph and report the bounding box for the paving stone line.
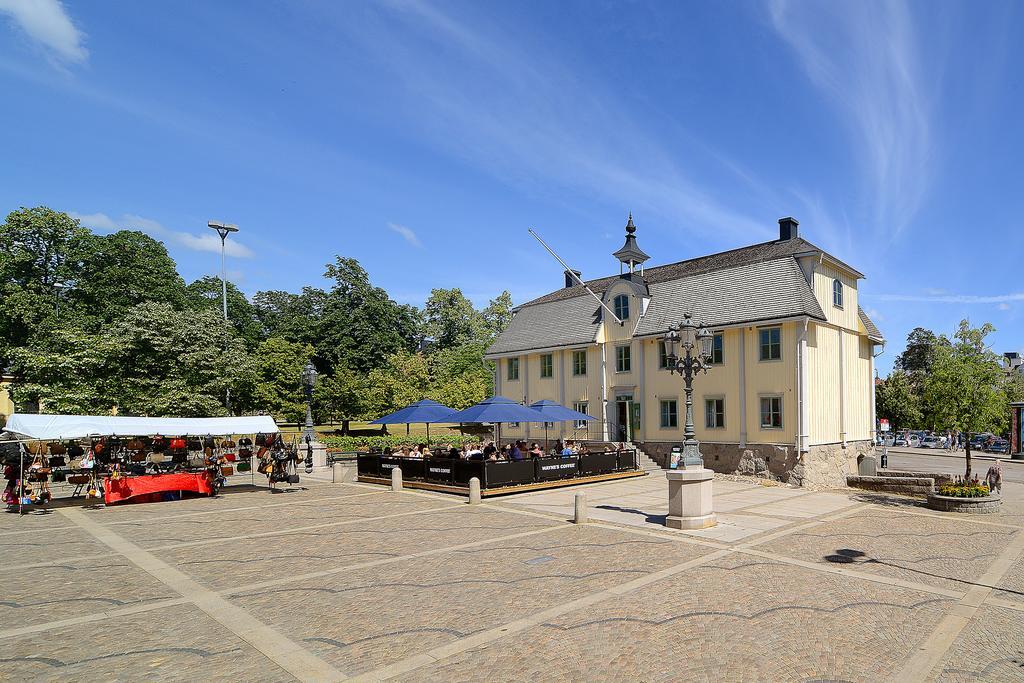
[218,523,571,597]
[348,502,879,681]
[58,507,345,682]
[0,499,464,573]
[889,527,1024,683]
[984,596,1024,613]
[346,548,734,682]
[0,597,190,640]
[0,517,571,643]
[867,504,1022,530]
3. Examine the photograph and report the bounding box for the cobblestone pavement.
[1,475,1022,682]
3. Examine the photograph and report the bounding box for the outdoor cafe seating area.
[356,396,646,495]
[357,444,640,494]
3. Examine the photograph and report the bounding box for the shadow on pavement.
[824,548,1024,597]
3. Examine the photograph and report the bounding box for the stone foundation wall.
[637,440,874,489]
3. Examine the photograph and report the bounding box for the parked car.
[920,436,942,449]
[893,435,908,447]
[970,433,992,450]
[987,439,1010,455]
[908,434,922,448]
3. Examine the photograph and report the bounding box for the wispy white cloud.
[769,0,931,240]
[72,211,254,258]
[998,303,1011,311]
[337,1,772,244]
[387,222,422,248]
[0,0,87,64]
[870,292,1024,305]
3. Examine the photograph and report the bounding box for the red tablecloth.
[104,472,213,505]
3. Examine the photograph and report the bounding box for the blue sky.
[1,0,1022,373]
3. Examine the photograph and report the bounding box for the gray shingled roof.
[486,293,602,356]
[486,256,827,356]
[858,306,884,342]
[635,257,825,337]
[519,236,861,309]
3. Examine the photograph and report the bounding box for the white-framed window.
[539,353,553,378]
[507,357,519,381]
[659,399,678,429]
[573,401,589,429]
[658,340,669,369]
[572,350,587,376]
[832,279,843,308]
[705,398,725,428]
[759,327,781,361]
[615,344,631,373]
[710,333,724,364]
[760,396,783,429]
[613,294,630,321]
[509,421,520,428]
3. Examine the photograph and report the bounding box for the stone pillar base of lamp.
[665,468,717,530]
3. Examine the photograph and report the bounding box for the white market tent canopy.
[2,414,279,440]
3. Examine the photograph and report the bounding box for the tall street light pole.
[208,221,239,414]
[663,313,715,468]
[301,361,318,443]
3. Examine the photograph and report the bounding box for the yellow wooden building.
[484,216,883,487]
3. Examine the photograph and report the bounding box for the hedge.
[321,434,484,451]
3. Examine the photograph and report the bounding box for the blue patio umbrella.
[369,399,460,441]
[449,396,549,448]
[529,400,595,450]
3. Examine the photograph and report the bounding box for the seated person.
[448,446,462,459]
[578,443,590,455]
[499,444,511,460]
[529,443,544,457]
[561,440,576,457]
[478,444,496,461]
[466,443,483,458]
[509,440,526,461]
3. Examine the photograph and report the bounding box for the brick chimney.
[778,217,799,241]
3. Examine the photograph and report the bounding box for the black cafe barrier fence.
[358,449,638,490]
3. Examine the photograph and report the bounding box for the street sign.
[879,419,890,432]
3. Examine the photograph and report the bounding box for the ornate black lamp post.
[301,361,318,442]
[663,313,714,468]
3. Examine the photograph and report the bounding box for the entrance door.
[615,395,636,442]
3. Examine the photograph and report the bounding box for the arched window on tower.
[832,278,843,308]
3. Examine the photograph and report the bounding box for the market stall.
[2,414,286,512]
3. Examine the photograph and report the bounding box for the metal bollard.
[391,466,403,492]
[468,477,481,505]
[574,492,587,524]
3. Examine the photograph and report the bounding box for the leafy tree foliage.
[922,320,1008,478]
[186,276,263,348]
[241,337,313,422]
[874,370,922,432]
[75,230,187,320]
[0,205,515,421]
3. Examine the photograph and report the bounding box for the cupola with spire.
[612,212,650,275]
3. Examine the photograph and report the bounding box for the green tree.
[243,337,313,423]
[0,207,90,362]
[875,370,922,432]
[313,366,368,424]
[364,350,430,417]
[481,290,514,339]
[252,287,327,347]
[110,302,252,417]
[318,257,420,373]
[186,276,263,348]
[923,320,1006,478]
[424,288,484,349]
[73,230,187,320]
[8,326,125,414]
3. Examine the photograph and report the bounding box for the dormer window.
[613,294,630,321]
[832,279,843,308]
